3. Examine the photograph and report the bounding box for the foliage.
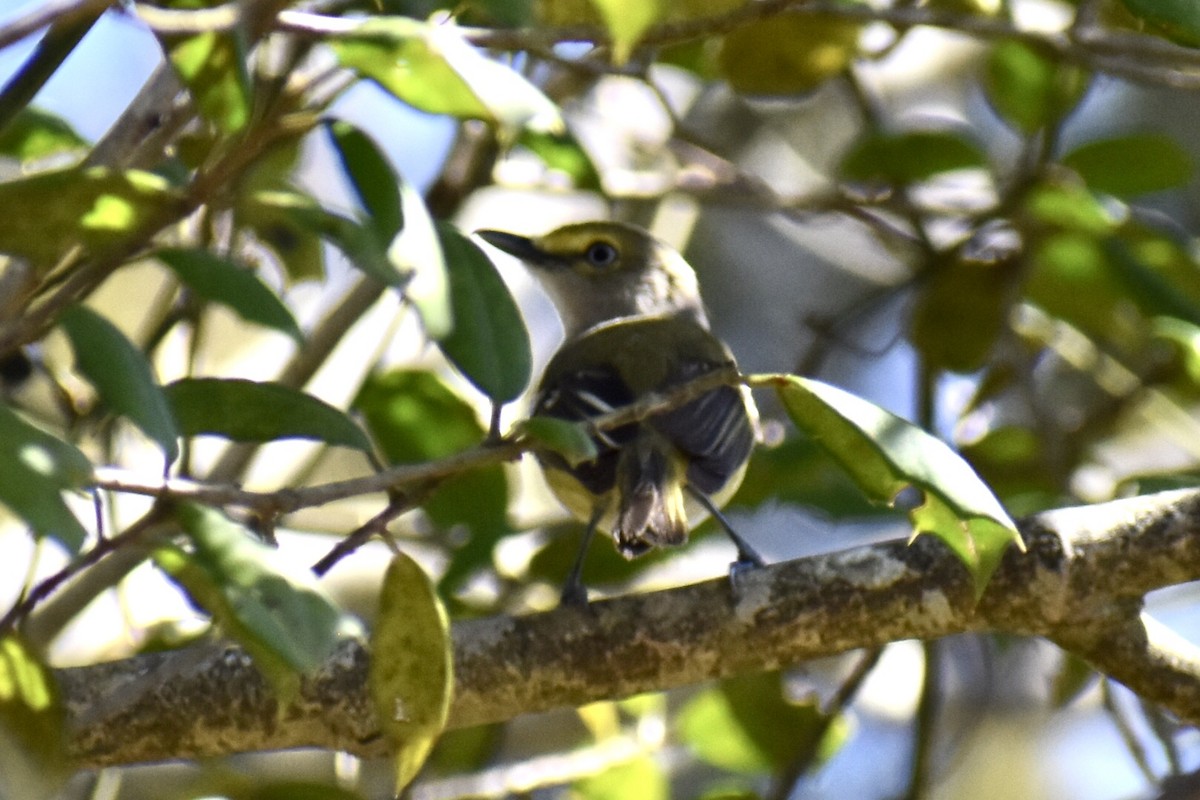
[1,0,1200,798]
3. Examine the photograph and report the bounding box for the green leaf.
[0,167,177,270]
[840,130,987,185]
[0,636,69,800]
[159,504,348,697]
[588,0,665,64]
[718,13,860,95]
[1051,653,1096,708]
[521,416,598,467]
[1120,0,1200,46]
[910,256,1015,372]
[371,551,454,793]
[236,189,327,283]
[0,405,91,551]
[332,18,562,132]
[728,436,885,518]
[436,223,532,403]
[156,247,303,342]
[1062,134,1193,198]
[574,756,668,800]
[166,378,371,451]
[60,305,179,463]
[763,375,1022,593]
[518,129,602,191]
[325,120,405,244]
[162,30,251,133]
[355,370,511,593]
[984,41,1087,133]
[0,108,87,162]
[393,178,452,339]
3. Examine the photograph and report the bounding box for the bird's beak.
[476,229,559,268]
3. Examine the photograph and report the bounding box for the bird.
[476,221,761,604]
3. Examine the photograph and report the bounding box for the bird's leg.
[561,505,605,608]
[687,486,765,571]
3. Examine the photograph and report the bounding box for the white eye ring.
[585,241,619,267]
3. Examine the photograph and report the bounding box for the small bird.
[477,221,761,603]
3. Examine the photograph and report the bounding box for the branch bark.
[59,488,1200,768]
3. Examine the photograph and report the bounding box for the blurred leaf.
[528,521,670,587]
[166,377,371,450]
[60,305,179,463]
[237,189,326,282]
[719,13,860,95]
[521,416,598,466]
[325,120,405,244]
[355,370,510,593]
[984,41,1087,133]
[156,247,303,342]
[332,18,562,132]
[371,551,454,793]
[1023,181,1116,236]
[840,130,987,185]
[162,30,251,133]
[426,723,502,775]
[1154,317,1200,385]
[393,176,452,338]
[0,108,87,162]
[588,0,665,64]
[1063,134,1192,198]
[1051,652,1097,707]
[728,436,887,518]
[765,375,1022,593]
[0,636,69,800]
[222,780,367,800]
[1120,0,1200,45]
[911,256,1016,372]
[518,129,601,190]
[0,167,177,270]
[159,504,347,698]
[436,222,532,403]
[1105,236,1200,326]
[574,756,668,800]
[0,405,91,552]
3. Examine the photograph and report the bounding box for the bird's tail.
[614,435,688,558]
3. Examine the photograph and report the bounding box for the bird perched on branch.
[477,221,761,604]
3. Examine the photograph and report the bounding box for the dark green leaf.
[521,416,598,466]
[984,41,1087,133]
[763,375,1022,593]
[0,167,178,270]
[0,108,87,162]
[436,223,532,403]
[1051,653,1096,708]
[0,405,91,552]
[163,31,251,133]
[1121,0,1200,46]
[157,247,302,342]
[325,120,405,243]
[159,504,347,697]
[911,256,1015,372]
[718,13,860,95]
[60,305,179,463]
[840,130,987,185]
[166,378,371,451]
[518,129,602,190]
[1063,134,1192,198]
[0,636,69,800]
[371,552,453,792]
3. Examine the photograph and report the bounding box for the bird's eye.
[585,241,619,268]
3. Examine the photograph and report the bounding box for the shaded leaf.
[762,375,1022,592]
[437,223,532,403]
[0,108,87,162]
[840,130,987,185]
[984,41,1088,133]
[0,405,90,552]
[588,0,665,64]
[518,128,601,190]
[332,18,561,132]
[0,167,177,270]
[1120,0,1200,46]
[1051,653,1097,708]
[911,256,1016,372]
[325,120,404,243]
[719,13,860,95]
[237,188,327,283]
[166,377,371,451]
[157,247,302,342]
[60,305,179,463]
[0,636,69,800]
[371,552,454,793]
[521,415,598,466]
[728,436,885,518]
[159,504,347,697]
[162,30,251,134]
[1063,134,1192,198]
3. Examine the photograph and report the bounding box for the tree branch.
[58,488,1200,768]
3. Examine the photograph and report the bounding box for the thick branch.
[59,488,1200,768]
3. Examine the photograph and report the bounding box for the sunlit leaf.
[588,0,664,64]
[60,305,179,463]
[840,130,987,185]
[437,223,532,403]
[371,551,454,793]
[392,177,452,338]
[0,636,69,800]
[157,247,303,342]
[1063,134,1192,198]
[761,375,1022,593]
[0,405,90,552]
[984,41,1088,133]
[166,378,371,451]
[719,13,860,95]
[159,504,348,698]
[162,30,251,133]
[0,108,87,162]
[574,756,668,800]
[325,120,405,244]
